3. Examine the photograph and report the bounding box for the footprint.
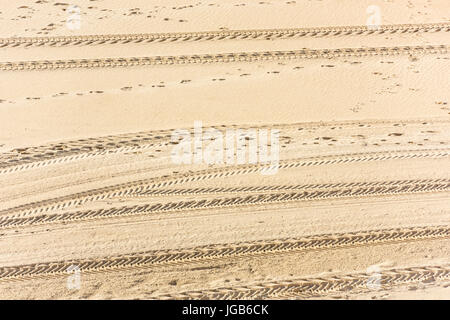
[388,133,403,136]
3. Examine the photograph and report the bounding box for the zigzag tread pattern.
[1,45,448,71]
[154,265,450,299]
[0,226,448,281]
[1,148,449,218]
[1,119,447,174]
[1,179,449,229]
[1,23,449,48]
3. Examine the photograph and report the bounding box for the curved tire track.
[128,178,450,197]
[1,179,449,229]
[154,265,450,299]
[2,149,449,218]
[1,119,447,174]
[0,226,448,281]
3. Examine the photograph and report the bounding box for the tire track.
[1,23,449,48]
[1,119,447,174]
[1,179,449,229]
[0,226,448,281]
[1,45,448,71]
[154,265,450,299]
[127,178,450,198]
[0,133,171,174]
[0,142,165,175]
[2,149,449,218]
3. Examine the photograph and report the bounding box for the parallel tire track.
[1,119,447,174]
[154,265,450,299]
[1,45,448,71]
[1,23,449,48]
[0,142,165,175]
[0,226,448,281]
[1,179,449,229]
[2,149,449,218]
[128,178,450,198]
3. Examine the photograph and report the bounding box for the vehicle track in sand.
[1,45,448,71]
[1,118,447,174]
[0,226,448,282]
[1,179,449,229]
[153,264,450,299]
[126,178,450,198]
[2,149,449,218]
[1,23,449,48]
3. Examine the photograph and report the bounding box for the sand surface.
[0,1,449,300]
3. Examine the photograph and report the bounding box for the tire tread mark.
[1,119,448,173]
[0,226,448,281]
[0,180,449,228]
[1,23,448,48]
[1,45,448,71]
[2,148,449,218]
[155,265,450,299]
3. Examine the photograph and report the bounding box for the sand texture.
[0,1,449,300]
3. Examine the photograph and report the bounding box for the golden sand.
[0,1,449,299]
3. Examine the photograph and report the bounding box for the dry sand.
[0,1,449,300]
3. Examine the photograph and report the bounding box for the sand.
[0,0,449,300]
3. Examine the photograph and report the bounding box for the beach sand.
[0,0,449,299]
